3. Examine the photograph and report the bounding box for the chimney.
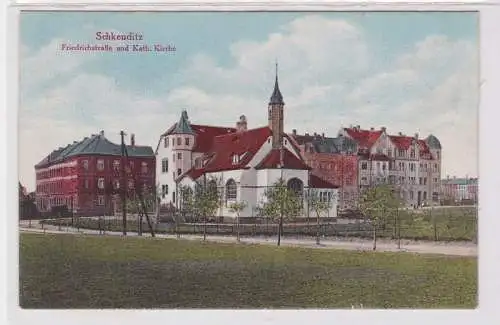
[292,129,297,136]
[313,132,317,137]
[398,132,403,136]
[370,127,374,131]
[356,125,360,130]
[381,126,386,133]
[414,133,419,139]
[236,115,247,132]
[99,130,104,136]
[305,132,310,136]
[322,132,325,138]
[130,133,135,147]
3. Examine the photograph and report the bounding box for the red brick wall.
[35,154,155,216]
[301,150,359,208]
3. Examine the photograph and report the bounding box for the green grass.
[19,232,477,309]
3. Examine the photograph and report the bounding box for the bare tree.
[258,178,302,246]
[229,201,247,242]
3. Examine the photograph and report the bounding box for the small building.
[155,69,339,219]
[35,131,155,216]
[440,177,478,204]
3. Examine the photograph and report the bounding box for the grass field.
[19,232,477,309]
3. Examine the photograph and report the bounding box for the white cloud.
[18,16,478,190]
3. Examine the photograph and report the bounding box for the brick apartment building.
[35,131,155,216]
[291,125,442,208]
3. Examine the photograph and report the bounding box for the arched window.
[287,178,303,198]
[226,179,237,201]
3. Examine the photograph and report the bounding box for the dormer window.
[232,154,239,165]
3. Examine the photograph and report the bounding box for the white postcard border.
[3,1,500,325]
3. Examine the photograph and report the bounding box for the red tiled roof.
[417,140,433,160]
[162,123,236,153]
[255,148,311,170]
[389,135,413,150]
[191,125,236,152]
[309,174,339,189]
[178,127,272,181]
[344,128,382,148]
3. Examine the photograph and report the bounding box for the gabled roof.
[417,140,433,160]
[309,174,339,189]
[255,148,311,170]
[344,128,382,149]
[35,133,154,168]
[389,135,414,150]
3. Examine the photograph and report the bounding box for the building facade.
[35,131,155,216]
[440,177,478,204]
[289,132,359,209]
[339,126,442,207]
[155,70,340,219]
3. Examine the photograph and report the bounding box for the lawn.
[19,232,477,309]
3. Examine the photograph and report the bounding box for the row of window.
[359,176,439,186]
[163,136,191,148]
[360,161,439,172]
[375,147,440,160]
[81,159,149,174]
[37,167,75,179]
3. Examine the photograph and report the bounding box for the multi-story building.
[155,70,340,219]
[440,177,478,204]
[35,131,155,216]
[339,126,442,207]
[289,131,359,209]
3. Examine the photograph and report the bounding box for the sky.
[19,11,479,191]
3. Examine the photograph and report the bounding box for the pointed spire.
[172,110,195,135]
[269,60,284,105]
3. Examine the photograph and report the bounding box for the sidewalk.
[19,221,478,257]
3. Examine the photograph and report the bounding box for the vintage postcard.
[16,8,480,311]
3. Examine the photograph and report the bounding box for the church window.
[226,179,237,201]
[177,137,181,146]
[185,138,190,146]
[232,154,239,165]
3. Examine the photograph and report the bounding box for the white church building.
[155,70,339,219]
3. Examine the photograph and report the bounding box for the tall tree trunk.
[316,210,321,245]
[236,212,241,242]
[138,213,143,236]
[277,216,282,246]
[203,215,207,241]
[372,224,377,251]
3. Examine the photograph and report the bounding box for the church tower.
[268,63,285,149]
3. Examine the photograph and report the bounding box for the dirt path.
[18,220,477,257]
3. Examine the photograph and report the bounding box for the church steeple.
[269,61,284,105]
[268,61,285,149]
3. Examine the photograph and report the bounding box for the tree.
[358,184,401,251]
[229,201,247,242]
[181,175,223,241]
[258,178,302,246]
[124,185,157,237]
[306,189,333,245]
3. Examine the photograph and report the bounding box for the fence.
[36,206,477,242]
